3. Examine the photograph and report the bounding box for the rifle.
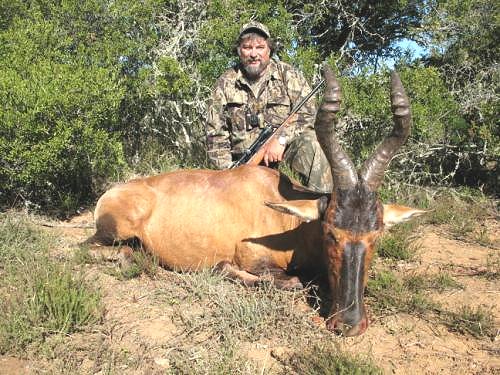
[230,79,324,169]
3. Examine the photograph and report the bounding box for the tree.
[418,0,499,192]
[285,0,428,68]
[0,0,169,209]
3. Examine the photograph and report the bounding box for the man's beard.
[241,58,269,80]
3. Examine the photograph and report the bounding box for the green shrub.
[0,59,126,208]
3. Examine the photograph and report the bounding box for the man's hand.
[263,137,285,166]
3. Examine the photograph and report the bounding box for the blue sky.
[397,39,428,58]
[383,39,428,68]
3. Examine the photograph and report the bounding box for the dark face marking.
[338,241,366,326]
[332,183,382,234]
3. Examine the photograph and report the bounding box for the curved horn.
[315,66,358,190]
[359,71,412,191]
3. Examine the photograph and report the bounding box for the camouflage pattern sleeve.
[280,64,317,140]
[206,82,232,169]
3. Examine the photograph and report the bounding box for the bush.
[0,16,126,209]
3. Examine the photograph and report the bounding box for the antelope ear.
[383,204,427,229]
[265,197,328,222]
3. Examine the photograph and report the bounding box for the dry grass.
[0,213,103,355]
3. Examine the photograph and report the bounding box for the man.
[206,21,332,192]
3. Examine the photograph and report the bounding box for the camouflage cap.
[239,21,270,39]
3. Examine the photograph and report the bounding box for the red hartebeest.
[88,67,424,336]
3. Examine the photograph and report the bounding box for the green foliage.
[399,66,464,143]
[0,1,133,208]
[337,65,464,170]
[286,45,322,82]
[0,62,125,207]
[156,56,193,98]
[288,0,428,65]
[377,222,420,261]
[420,0,499,193]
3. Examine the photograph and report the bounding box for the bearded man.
[206,21,332,192]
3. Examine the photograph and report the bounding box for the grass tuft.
[283,343,383,375]
[172,269,315,342]
[367,269,496,340]
[425,191,496,246]
[404,273,463,293]
[377,222,420,261]
[367,271,439,315]
[482,252,500,280]
[166,340,259,375]
[119,249,159,280]
[73,244,98,265]
[443,305,496,338]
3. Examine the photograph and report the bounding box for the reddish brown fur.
[92,166,322,274]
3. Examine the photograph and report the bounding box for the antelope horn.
[360,71,412,191]
[315,66,358,190]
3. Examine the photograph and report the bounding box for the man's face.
[238,35,271,80]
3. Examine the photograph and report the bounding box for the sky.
[379,39,429,69]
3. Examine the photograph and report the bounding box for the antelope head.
[268,67,424,336]
[316,66,424,336]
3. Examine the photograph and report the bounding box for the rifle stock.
[246,148,265,166]
[244,115,297,166]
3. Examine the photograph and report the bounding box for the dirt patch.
[419,229,495,268]
[0,356,31,375]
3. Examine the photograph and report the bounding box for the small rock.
[154,357,170,368]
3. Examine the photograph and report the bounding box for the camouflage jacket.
[206,59,317,169]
